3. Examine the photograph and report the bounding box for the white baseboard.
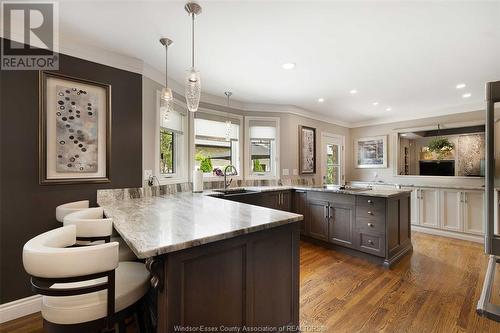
[0,295,41,324]
[411,225,484,243]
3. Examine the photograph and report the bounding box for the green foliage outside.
[160,129,173,174]
[253,159,264,172]
[195,152,213,173]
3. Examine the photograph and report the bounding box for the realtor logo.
[1,1,59,70]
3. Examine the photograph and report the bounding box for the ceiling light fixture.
[318,98,325,103]
[159,37,174,121]
[282,62,296,70]
[349,89,357,95]
[185,2,202,112]
[462,93,472,98]
[385,107,392,111]
[224,91,232,142]
[456,83,466,89]
[372,102,379,106]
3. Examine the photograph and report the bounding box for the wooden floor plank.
[1,232,499,332]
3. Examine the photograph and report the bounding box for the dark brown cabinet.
[292,190,307,234]
[329,202,355,248]
[306,199,329,241]
[257,191,291,212]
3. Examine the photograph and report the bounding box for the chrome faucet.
[223,165,237,189]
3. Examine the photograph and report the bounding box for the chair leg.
[136,303,146,333]
[118,320,126,333]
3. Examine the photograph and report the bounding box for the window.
[155,92,188,183]
[321,133,344,185]
[160,129,174,174]
[245,117,280,179]
[193,110,242,178]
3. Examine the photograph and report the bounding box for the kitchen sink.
[213,188,257,195]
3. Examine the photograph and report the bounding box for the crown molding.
[3,33,492,130]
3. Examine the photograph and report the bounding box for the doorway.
[321,133,345,185]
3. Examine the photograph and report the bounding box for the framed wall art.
[39,71,111,184]
[355,136,387,168]
[299,125,316,174]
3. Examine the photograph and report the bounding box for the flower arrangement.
[427,137,454,160]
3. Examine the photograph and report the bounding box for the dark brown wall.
[0,47,143,303]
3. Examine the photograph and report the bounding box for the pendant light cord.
[165,44,169,89]
[191,13,195,69]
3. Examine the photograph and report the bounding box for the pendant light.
[224,92,232,142]
[159,37,173,121]
[185,2,202,112]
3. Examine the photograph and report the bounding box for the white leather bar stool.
[63,207,137,261]
[55,200,89,222]
[22,225,150,333]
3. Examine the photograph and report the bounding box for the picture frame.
[39,71,111,185]
[355,135,387,168]
[299,125,316,174]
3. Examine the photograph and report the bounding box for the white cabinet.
[463,191,485,235]
[411,187,484,236]
[440,190,462,231]
[418,188,439,228]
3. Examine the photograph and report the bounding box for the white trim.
[190,108,244,181]
[0,295,41,324]
[244,116,281,180]
[154,95,189,185]
[411,225,483,243]
[320,132,346,186]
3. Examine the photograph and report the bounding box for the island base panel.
[155,222,300,333]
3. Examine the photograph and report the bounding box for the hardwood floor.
[2,232,499,332]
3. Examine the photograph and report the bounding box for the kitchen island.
[98,191,303,332]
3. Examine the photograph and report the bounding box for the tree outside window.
[160,129,174,174]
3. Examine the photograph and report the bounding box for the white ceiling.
[56,0,500,126]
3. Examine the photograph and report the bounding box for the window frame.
[154,93,188,184]
[321,132,345,186]
[244,116,280,180]
[189,107,244,182]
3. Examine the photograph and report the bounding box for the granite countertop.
[349,181,485,191]
[99,192,303,259]
[208,185,411,198]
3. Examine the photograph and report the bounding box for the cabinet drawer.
[307,191,355,205]
[356,205,386,221]
[356,216,385,234]
[357,232,385,257]
[356,196,386,209]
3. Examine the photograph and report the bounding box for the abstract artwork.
[55,85,98,172]
[299,126,316,174]
[355,136,387,168]
[457,134,485,176]
[39,72,111,184]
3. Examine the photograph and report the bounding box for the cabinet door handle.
[368,240,374,245]
[367,199,373,204]
[367,223,374,227]
[367,211,373,215]
[325,205,329,219]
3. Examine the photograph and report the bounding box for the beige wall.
[349,110,488,187]
[142,77,350,184]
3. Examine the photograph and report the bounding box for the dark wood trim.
[298,125,316,175]
[38,71,112,185]
[76,235,111,243]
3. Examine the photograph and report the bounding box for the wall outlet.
[144,169,153,180]
[293,169,299,176]
[282,168,289,176]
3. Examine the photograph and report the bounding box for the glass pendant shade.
[185,68,201,112]
[160,87,174,121]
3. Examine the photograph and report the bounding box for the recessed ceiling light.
[317,98,325,103]
[349,89,357,95]
[372,102,379,106]
[385,107,392,111]
[462,93,472,98]
[282,62,295,70]
[456,83,466,89]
